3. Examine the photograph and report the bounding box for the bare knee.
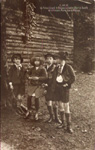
[53,101,58,108]
[59,101,65,112]
[64,103,70,113]
[47,100,52,106]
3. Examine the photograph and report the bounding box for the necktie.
[58,65,63,74]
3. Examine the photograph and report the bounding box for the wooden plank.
[6,39,74,46]
[4,8,23,15]
[6,39,74,45]
[6,47,73,53]
[6,22,24,27]
[35,14,73,25]
[32,26,73,34]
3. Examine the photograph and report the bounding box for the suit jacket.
[9,64,25,85]
[45,64,56,100]
[46,64,55,86]
[52,63,75,90]
[27,66,47,86]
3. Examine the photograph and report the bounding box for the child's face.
[14,58,21,65]
[34,60,40,66]
[46,56,54,65]
[55,58,60,64]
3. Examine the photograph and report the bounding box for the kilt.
[54,83,69,103]
[27,84,45,98]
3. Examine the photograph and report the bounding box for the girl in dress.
[9,54,25,112]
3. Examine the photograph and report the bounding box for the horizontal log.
[32,31,73,39]
[6,30,25,36]
[6,25,73,35]
[6,41,73,48]
[6,49,73,55]
[6,38,74,45]
[6,39,23,43]
[6,36,74,46]
[35,22,73,32]
[30,34,74,41]
[6,39,73,47]
[6,22,24,28]
[35,14,73,26]
[32,25,73,34]
[3,8,23,15]
[6,44,73,50]
[35,19,73,28]
[6,27,23,32]
[6,35,23,40]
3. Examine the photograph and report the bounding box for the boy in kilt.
[44,53,61,124]
[52,52,75,133]
[8,54,25,113]
[25,56,47,121]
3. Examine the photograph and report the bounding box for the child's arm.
[63,65,76,88]
[8,66,14,89]
[38,68,48,81]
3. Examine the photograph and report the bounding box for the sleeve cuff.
[9,82,12,85]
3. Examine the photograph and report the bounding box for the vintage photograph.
[1,0,95,150]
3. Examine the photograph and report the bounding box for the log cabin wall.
[2,7,74,67]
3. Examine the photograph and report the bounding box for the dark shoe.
[57,123,65,129]
[34,113,39,121]
[16,108,25,116]
[67,127,73,134]
[88,72,93,75]
[24,111,30,119]
[46,117,53,123]
[55,118,62,124]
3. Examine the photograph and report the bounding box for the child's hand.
[63,83,68,87]
[9,82,14,89]
[28,77,39,80]
[33,77,39,80]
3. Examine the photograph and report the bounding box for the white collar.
[14,63,22,69]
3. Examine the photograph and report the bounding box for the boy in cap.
[9,54,25,112]
[44,53,61,124]
[25,56,47,120]
[52,51,75,133]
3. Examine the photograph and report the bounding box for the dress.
[52,64,75,102]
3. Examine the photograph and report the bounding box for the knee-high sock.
[47,106,53,118]
[60,111,65,124]
[65,113,71,127]
[35,98,39,112]
[53,107,59,120]
[27,96,32,110]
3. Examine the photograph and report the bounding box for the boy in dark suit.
[9,54,25,112]
[44,53,61,124]
[52,52,75,133]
